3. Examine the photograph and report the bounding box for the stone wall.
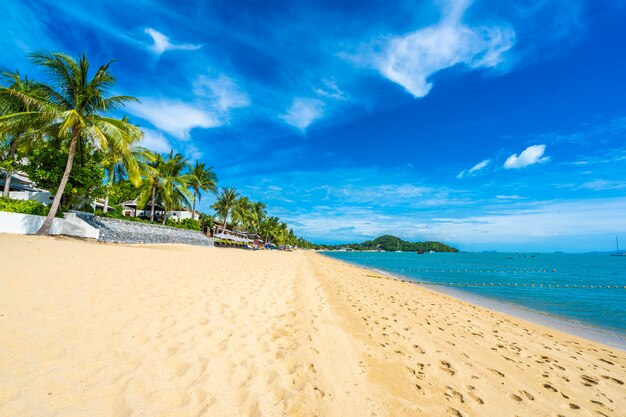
[75,213,214,247]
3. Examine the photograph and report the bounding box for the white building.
[0,169,53,205]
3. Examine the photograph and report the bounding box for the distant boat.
[416,250,424,254]
[611,236,626,256]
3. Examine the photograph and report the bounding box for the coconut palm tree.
[260,215,280,244]
[213,187,238,233]
[185,161,217,220]
[249,201,267,234]
[0,70,44,197]
[159,151,192,225]
[101,117,147,212]
[137,150,190,224]
[137,151,165,222]
[231,196,252,229]
[0,52,141,234]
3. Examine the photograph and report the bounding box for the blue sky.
[3,0,626,251]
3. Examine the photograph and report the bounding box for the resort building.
[210,220,265,247]
[119,200,198,222]
[0,169,53,205]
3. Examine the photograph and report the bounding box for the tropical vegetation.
[324,235,458,252]
[0,196,48,216]
[0,51,315,248]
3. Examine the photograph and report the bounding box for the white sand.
[1,235,624,417]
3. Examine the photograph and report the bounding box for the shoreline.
[2,235,625,416]
[319,252,626,351]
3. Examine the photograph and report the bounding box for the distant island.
[324,235,458,252]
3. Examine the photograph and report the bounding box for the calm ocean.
[322,251,626,348]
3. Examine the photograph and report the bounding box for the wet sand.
[1,235,624,416]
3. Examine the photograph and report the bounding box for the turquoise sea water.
[322,251,626,347]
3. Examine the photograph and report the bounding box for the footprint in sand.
[446,406,464,417]
[543,383,558,392]
[487,368,505,378]
[439,361,456,376]
[601,375,623,385]
[580,375,599,386]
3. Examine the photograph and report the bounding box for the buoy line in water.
[403,268,557,273]
[409,281,626,289]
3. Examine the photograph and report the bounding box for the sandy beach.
[1,235,625,417]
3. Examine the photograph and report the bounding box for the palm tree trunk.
[191,194,196,220]
[222,210,228,233]
[149,185,156,223]
[162,208,167,225]
[37,130,79,235]
[2,139,18,197]
[103,169,113,213]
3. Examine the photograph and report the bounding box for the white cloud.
[504,144,550,169]
[371,0,515,97]
[469,158,490,173]
[285,197,626,251]
[495,195,524,200]
[128,98,221,139]
[144,28,201,54]
[280,98,325,130]
[580,180,626,191]
[139,128,173,153]
[457,158,490,178]
[193,74,250,112]
[314,79,348,101]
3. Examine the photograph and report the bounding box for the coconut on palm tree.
[185,161,217,220]
[0,52,141,234]
[213,187,238,233]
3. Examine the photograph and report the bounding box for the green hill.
[326,235,458,252]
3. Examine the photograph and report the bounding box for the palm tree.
[231,196,252,229]
[137,151,165,223]
[101,123,147,212]
[0,52,141,234]
[137,150,191,224]
[212,187,238,233]
[248,201,266,233]
[159,151,192,225]
[185,161,217,220]
[0,70,43,197]
[260,215,280,244]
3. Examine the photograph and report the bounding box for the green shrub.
[0,197,49,216]
[94,210,150,223]
[165,218,201,231]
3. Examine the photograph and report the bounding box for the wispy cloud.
[366,0,515,97]
[139,128,173,153]
[580,180,626,191]
[504,144,550,169]
[129,98,221,139]
[279,97,325,130]
[285,197,626,250]
[193,74,251,113]
[144,28,202,54]
[457,158,490,178]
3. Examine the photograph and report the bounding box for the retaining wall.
[74,213,214,247]
[0,211,99,239]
